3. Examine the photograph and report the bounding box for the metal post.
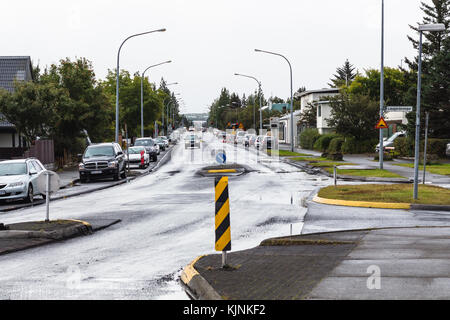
[423,111,429,184]
[45,172,50,222]
[115,29,166,143]
[413,31,423,199]
[379,0,385,170]
[333,165,337,186]
[140,77,144,138]
[259,82,263,134]
[125,123,130,173]
[222,251,227,268]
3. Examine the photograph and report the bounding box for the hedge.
[313,133,341,152]
[327,137,345,153]
[394,138,450,158]
[299,128,320,149]
[341,137,378,154]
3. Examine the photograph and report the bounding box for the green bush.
[299,128,320,149]
[394,137,414,157]
[327,137,345,153]
[426,139,450,158]
[313,133,341,152]
[341,137,377,154]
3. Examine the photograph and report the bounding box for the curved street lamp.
[140,60,172,137]
[234,73,262,132]
[413,23,446,199]
[115,28,166,142]
[255,49,294,152]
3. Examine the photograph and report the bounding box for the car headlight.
[108,161,118,168]
[79,163,85,170]
[9,182,24,187]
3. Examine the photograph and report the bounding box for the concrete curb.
[313,195,411,210]
[0,220,93,240]
[282,158,412,183]
[180,255,222,300]
[313,195,450,212]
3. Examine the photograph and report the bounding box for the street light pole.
[161,83,178,136]
[255,49,294,152]
[140,60,171,138]
[379,0,385,170]
[234,73,261,132]
[413,23,446,199]
[115,28,166,143]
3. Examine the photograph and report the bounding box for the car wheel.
[113,169,120,181]
[25,184,34,203]
[41,193,46,200]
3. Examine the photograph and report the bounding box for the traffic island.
[181,226,450,300]
[0,219,93,256]
[314,184,450,210]
[197,164,251,177]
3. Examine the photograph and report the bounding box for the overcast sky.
[3,0,428,114]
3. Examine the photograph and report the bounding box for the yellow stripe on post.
[215,176,231,252]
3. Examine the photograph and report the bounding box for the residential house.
[0,56,33,159]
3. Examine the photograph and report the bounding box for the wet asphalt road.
[0,132,449,299]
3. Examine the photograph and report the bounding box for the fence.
[24,139,55,166]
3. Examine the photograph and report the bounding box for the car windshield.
[0,163,27,176]
[135,139,154,147]
[128,147,144,154]
[84,146,114,158]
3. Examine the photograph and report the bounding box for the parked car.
[262,135,273,149]
[134,138,158,161]
[79,142,127,182]
[158,136,170,148]
[243,134,256,147]
[125,146,149,169]
[154,137,166,151]
[249,134,258,147]
[0,158,47,203]
[375,131,406,152]
[255,135,264,149]
[185,134,201,149]
[236,130,246,145]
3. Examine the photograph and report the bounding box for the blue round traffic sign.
[216,152,226,164]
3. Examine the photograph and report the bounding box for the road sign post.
[36,171,60,222]
[214,176,231,268]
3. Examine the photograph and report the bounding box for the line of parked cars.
[78,136,170,183]
[214,129,273,150]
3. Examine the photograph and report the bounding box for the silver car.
[0,158,47,203]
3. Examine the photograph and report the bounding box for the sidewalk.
[279,144,450,187]
[182,225,450,300]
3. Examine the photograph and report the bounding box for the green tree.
[329,59,358,88]
[327,91,379,141]
[40,58,113,155]
[348,67,414,107]
[0,81,68,144]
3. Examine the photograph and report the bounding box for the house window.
[318,105,322,117]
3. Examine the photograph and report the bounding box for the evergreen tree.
[328,59,358,88]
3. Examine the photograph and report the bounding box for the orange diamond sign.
[375,117,388,129]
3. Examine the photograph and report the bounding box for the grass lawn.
[291,156,329,162]
[324,168,405,178]
[310,162,356,167]
[393,163,450,176]
[318,184,450,205]
[267,150,312,157]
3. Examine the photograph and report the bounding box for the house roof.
[294,88,339,99]
[0,56,33,129]
[0,56,33,93]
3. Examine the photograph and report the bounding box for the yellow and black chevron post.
[215,176,231,252]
